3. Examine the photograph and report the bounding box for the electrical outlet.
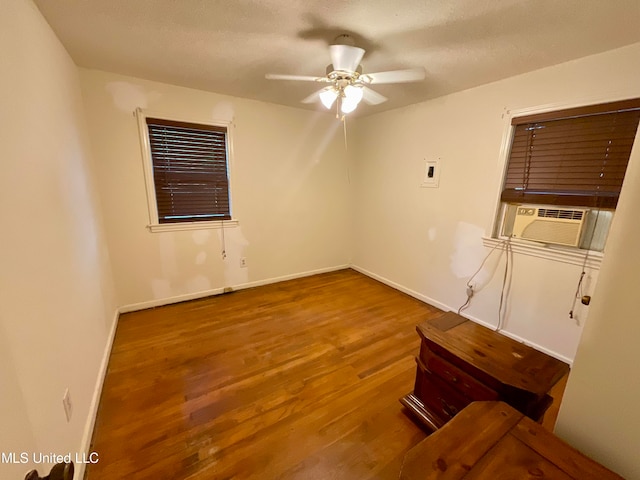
[62,388,72,422]
[240,257,247,268]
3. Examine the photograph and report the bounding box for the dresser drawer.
[414,358,471,422]
[420,344,499,402]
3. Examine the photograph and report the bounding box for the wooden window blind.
[501,99,640,209]
[146,117,230,223]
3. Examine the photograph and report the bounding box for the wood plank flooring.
[86,269,441,479]
[86,268,568,479]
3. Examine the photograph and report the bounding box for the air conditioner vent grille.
[537,208,584,221]
[510,204,588,247]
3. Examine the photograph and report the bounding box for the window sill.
[482,237,603,269]
[147,219,239,233]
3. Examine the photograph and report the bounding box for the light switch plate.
[421,159,441,188]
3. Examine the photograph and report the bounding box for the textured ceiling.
[34,0,640,116]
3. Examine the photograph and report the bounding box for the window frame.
[487,97,640,267]
[136,109,238,232]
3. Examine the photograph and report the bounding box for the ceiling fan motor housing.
[332,34,356,47]
[326,64,362,76]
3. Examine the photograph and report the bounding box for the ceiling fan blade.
[301,88,324,104]
[265,73,325,82]
[362,67,426,84]
[361,86,388,105]
[329,44,365,72]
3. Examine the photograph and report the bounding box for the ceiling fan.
[265,35,426,115]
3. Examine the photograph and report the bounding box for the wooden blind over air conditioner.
[502,98,640,209]
[146,118,230,223]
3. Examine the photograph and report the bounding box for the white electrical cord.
[497,239,513,331]
[569,209,600,319]
[457,239,507,315]
[221,219,227,259]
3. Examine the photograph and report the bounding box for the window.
[502,98,640,209]
[137,111,235,231]
[497,98,640,253]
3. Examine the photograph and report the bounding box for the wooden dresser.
[401,312,569,431]
[400,401,623,480]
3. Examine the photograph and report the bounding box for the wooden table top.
[417,312,570,395]
[400,401,623,480]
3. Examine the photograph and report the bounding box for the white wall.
[0,0,117,478]
[79,70,351,308]
[351,42,640,362]
[5,2,640,477]
[554,126,640,478]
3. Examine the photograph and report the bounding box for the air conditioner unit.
[510,205,587,247]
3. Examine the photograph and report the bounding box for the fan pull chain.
[343,115,348,151]
[343,114,351,184]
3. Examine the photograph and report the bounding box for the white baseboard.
[232,264,350,291]
[76,308,120,480]
[119,264,350,313]
[351,264,572,366]
[350,265,451,312]
[119,288,225,313]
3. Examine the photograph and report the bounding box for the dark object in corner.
[25,462,74,480]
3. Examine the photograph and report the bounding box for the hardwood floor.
[86,268,568,479]
[86,269,441,479]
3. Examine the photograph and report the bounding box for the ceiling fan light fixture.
[340,85,364,114]
[340,99,358,114]
[344,85,363,104]
[319,88,338,109]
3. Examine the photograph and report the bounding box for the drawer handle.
[444,370,458,383]
[440,398,459,418]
